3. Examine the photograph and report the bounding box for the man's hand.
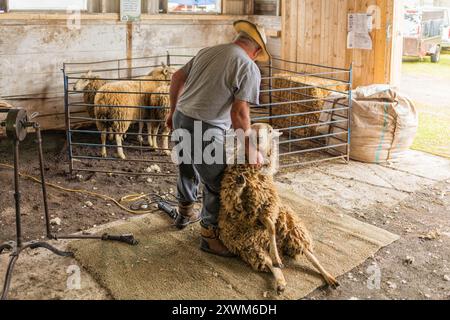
[231,99,265,167]
[165,111,174,131]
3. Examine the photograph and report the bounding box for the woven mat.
[69,184,399,300]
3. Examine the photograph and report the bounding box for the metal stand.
[0,108,138,300]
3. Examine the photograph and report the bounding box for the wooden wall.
[282,0,403,87]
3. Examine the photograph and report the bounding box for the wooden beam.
[245,0,254,15]
[0,12,249,21]
[126,22,133,78]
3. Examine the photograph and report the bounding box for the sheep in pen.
[64,55,192,176]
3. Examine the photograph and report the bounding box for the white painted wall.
[0,14,280,129]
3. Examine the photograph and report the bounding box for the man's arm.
[166,69,188,130]
[230,99,252,133]
[231,99,263,165]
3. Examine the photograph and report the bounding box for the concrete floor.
[1,150,450,300]
[280,150,450,212]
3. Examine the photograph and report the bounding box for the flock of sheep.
[72,66,337,294]
[73,65,175,159]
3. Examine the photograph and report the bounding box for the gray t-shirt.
[176,43,261,130]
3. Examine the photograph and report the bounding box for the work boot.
[200,225,235,258]
[174,202,201,230]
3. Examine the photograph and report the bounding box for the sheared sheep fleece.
[219,165,313,272]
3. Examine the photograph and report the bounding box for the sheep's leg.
[101,130,107,158]
[277,206,312,258]
[116,134,126,160]
[146,122,154,149]
[304,250,339,288]
[137,121,144,144]
[262,217,284,269]
[161,126,171,156]
[152,123,160,151]
[108,129,114,142]
[263,256,287,294]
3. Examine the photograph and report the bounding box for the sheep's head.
[250,123,282,175]
[73,70,98,91]
[250,123,282,157]
[148,64,177,81]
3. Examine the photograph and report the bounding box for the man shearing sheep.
[166,20,270,257]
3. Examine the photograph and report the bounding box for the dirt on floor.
[0,131,178,243]
[0,131,449,300]
[307,178,450,300]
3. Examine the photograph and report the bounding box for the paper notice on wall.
[120,0,142,22]
[347,13,373,50]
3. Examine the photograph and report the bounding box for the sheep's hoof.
[137,136,144,144]
[118,154,127,160]
[325,276,340,289]
[162,150,171,156]
[276,284,286,295]
[274,262,285,269]
[101,152,107,158]
[236,175,246,186]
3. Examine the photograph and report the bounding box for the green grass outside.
[402,52,450,79]
[410,103,450,158]
[402,54,450,158]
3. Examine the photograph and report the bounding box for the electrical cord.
[0,163,177,215]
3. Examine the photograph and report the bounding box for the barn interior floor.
[0,132,449,300]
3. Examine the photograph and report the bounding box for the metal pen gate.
[63,53,352,176]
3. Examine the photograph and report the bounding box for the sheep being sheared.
[94,65,176,159]
[219,123,339,294]
[148,84,171,155]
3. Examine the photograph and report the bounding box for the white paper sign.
[347,13,373,50]
[120,0,142,22]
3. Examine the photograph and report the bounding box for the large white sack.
[319,85,418,163]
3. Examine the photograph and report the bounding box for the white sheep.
[219,123,339,293]
[73,71,114,140]
[73,70,107,119]
[94,65,176,159]
[148,84,171,155]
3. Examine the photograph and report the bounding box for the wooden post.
[101,0,108,13]
[245,0,254,15]
[88,0,101,13]
[126,21,133,78]
[389,0,404,86]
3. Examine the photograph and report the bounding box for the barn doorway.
[399,0,450,158]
